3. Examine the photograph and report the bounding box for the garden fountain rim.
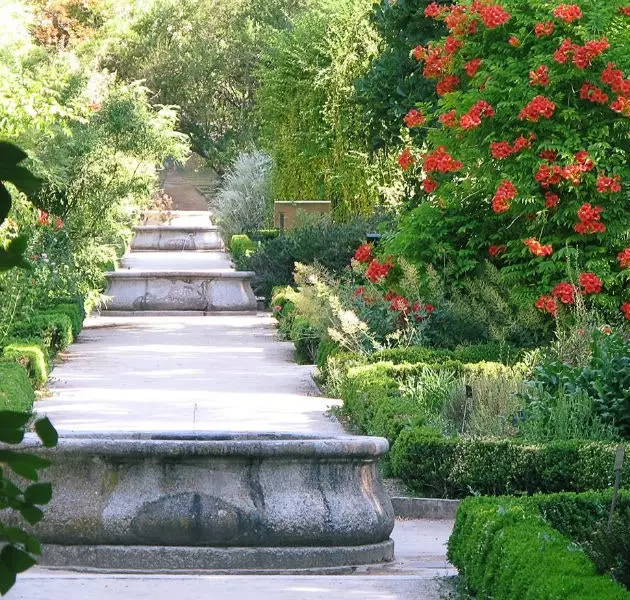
[21,431,389,459]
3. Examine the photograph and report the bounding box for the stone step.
[140,210,215,227]
[131,225,223,251]
[120,251,233,271]
[103,270,257,312]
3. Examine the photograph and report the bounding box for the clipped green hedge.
[230,234,257,257]
[1,340,49,388]
[448,493,630,599]
[392,427,629,498]
[8,311,73,355]
[0,362,35,412]
[49,303,84,337]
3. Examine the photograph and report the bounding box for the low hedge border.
[392,429,629,498]
[448,492,630,599]
[338,361,628,497]
[1,339,49,388]
[0,361,35,412]
[8,311,73,355]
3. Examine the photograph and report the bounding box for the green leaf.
[0,559,16,596]
[1,546,36,573]
[0,412,31,429]
[0,527,41,555]
[0,428,24,445]
[19,505,44,526]
[0,141,27,166]
[24,483,52,505]
[34,417,58,448]
[0,183,11,225]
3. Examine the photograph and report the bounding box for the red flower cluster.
[424,146,464,173]
[436,75,461,96]
[617,248,630,268]
[545,191,560,208]
[518,95,556,122]
[464,58,482,77]
[508,36,520,47]
[622,303,630,320]
[424,2,450,18]
[412,302,435,321]
[553,3,583,23]
[553,38,575,64]
[529,65,550,87]
[572,38,610,69]
[535,295,558,315]
[354,243,372,263]
[574,202,605,234]
[611,96,630,116]
[475,2,511,28]
[365,258,393,283]
[580,83,609,104]
[445,35,463,54]
[552,282,577,305]
[460,100,495,129]
[620,7,630,16]
[422,177,439,193]
[539,150,558,162]
[488,244,507,257]
[601,63,630,95]
[439,110,459,128]
[403,109,426,128]
[492,179,517,213]
[524,237,553,257]
[490,133,535,159]
[535,164,563,187]
[389,295,410,313]
[422,45,453,79]
[398,148,415,170]
[596,174,622,193]
[534,21,555,37]
[37,209,49,225]
[412,45,427,61]
[579,272,603,295]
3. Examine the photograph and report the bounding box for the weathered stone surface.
[104,271,257,311]
[20,433,395,560]
[131,226,222,251]
[40,541,395,571]
[391,498,460,520]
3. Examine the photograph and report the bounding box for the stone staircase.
[104,210,257,312]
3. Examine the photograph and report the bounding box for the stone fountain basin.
[20,432,395,570]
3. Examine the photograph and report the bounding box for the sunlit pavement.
[39,314,344,436]
[6,519,456,600]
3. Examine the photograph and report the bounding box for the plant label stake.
[608,445,625,532]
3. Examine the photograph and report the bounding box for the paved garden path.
[26,202,456,599]
[39,314,343,435]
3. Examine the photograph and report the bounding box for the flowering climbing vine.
[394,0,630,320]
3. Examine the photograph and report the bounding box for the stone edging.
[391,497,460,520]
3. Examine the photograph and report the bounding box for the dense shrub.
[356,0,448,152]
[1,340,49,388]
[247,216,379,300]
[0,362,35,412]
[392,0,630,318]
[392,428,629,498]
[448,494,630,599]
